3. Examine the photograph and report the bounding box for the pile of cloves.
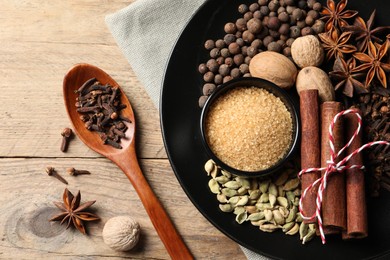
[354,85,390,196]
[75,78,130,149]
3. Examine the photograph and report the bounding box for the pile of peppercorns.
[198,0,325,107]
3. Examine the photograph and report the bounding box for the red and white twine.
[298,109,389,244]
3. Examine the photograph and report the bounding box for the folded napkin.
[105,0,268,259]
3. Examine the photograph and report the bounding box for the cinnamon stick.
[300,90,321,224]
[342,109,367,239]
[320,101,346,233]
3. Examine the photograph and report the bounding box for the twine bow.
[298,109,389,244]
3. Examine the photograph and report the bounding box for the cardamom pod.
[259,180,270,193]
[217,193,228,203]
[249,190,261,200]
[250,179,259,190]
[224,180,241,189]
[237,186,248,196]
[277,196,289,208]
[295,212,303,223]
[260,224,281,233]
[245,205,258,214]
[264,209,273,221]
[208,179,220,194]
[283,178,300,191]
[268,183,278,196]
[286,191,295,204]
[302,228,316,244]
[236,177,251,189]
[236,195,249,206]
[278,186,285,198]
[285,223,299,235]
[269,193,276,207]
[293,188,301,196]
[275,170,289,186]
[272,210,285,225]
[234,206,245,215]
[215,175,230,184]
[221,169,232,179]
[285,205,298,223]
[222,188,237,197]
[219,204,233,212]
[278,207,289,218]
[251,219,268,226]
[228,196,240,205]
[299,222,309,240]
[204,159,215,176]
[282,222,295,232]
[235,211,247,224]
[259,193,269,203]
[247,212,265,222]
[256,202,272,211]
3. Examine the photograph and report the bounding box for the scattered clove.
[66,167,91,176]
[75,78,131,149]
[60,128,73,152]
[45,167,68,185]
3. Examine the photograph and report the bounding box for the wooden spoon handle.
[114,147,193,260]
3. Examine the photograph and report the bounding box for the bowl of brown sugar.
[200,77,299,178]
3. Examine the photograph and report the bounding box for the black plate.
[161,1,390,259]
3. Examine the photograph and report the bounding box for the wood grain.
[0,0,245,259]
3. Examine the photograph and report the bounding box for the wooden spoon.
[63,63,192,259]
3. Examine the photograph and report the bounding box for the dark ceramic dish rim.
[199,77,300,178]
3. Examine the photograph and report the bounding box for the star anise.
[49,188,100,234]
[318,29,357,61]
[353,40,390,88]
[321,0,358,32]
[343,10,390,52]
[329,57,367,97]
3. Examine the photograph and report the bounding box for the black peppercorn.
[215,39,225,49]
[247,46,258,57]
[203,71,215,82]
[224,34,236,45]
[244,11,254,21]
[220,48,230,58]
[206,59,219,73]
[233,54,245,66]
[249,3,260,12]
[225,57,234,67]
[239,63,249,74]
[247,18,262,34]
[202,83,216,95]
[238,4,249,14]
[214,74,223,85]
[209,48,220,58]
[278,11,289,23]
[228,42,241,55]
[290,26,300,38]
[236,18,247,31]
[242,30,255,43]
[198,63,208,74]
[230,68,241,78]
[267,16,280,30]
[267,41,282,52]
[204,39,215,50]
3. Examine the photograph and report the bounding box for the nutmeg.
[291,35,324,68]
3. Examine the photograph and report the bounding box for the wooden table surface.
[0,1,246,259]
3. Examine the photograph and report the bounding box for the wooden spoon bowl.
[63,63,192,259]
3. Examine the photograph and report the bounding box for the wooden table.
[0,1,245,259]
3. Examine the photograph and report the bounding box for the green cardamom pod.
[299,222,309,240]
[264,209,273,221]
[285,205,298,223]
[219,204,233,212]
[283,178,300,191]
[215,175,230,184]
[272,210,285,225]
[249,190,261,200]
[269,193,277,207]
[285,223,299,235]
[268,183,278,196]
[208,179,220,194]
[256,202,272,211]
[222,188,237,197]
[247,212,265,222]
[260,224,281,233]
[224,180,241,189]
[282,222,295,232]
[275,170,289,186]
[277,196,289,208]
[204,159,215,176]
[295,212,303,223]
[245,205,258,214]
[259,193,269,203]
[279,206,289,218]
[217,193,228,203]
[259,180,270,193]
[236,195,249,206]
[237,186,248,196]
[221,169,232,179]
[235,211,247,224]
[236,177,251,189]
[234,206,245,215]
[228,196,240,205]
[302,228,316,244]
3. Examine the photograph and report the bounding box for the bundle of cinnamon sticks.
[300,89,367,240]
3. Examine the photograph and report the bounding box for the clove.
[66,167,91,176]
[60,128,73,152]
[45,167,68,185]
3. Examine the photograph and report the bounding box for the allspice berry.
[247,18,262,34]
[267,16,281,30]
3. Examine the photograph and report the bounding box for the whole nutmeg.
[291,35,324,68]
[102,216,141,251]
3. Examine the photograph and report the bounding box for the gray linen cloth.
[105,0,269,259]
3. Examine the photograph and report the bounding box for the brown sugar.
[205,86,293,172]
